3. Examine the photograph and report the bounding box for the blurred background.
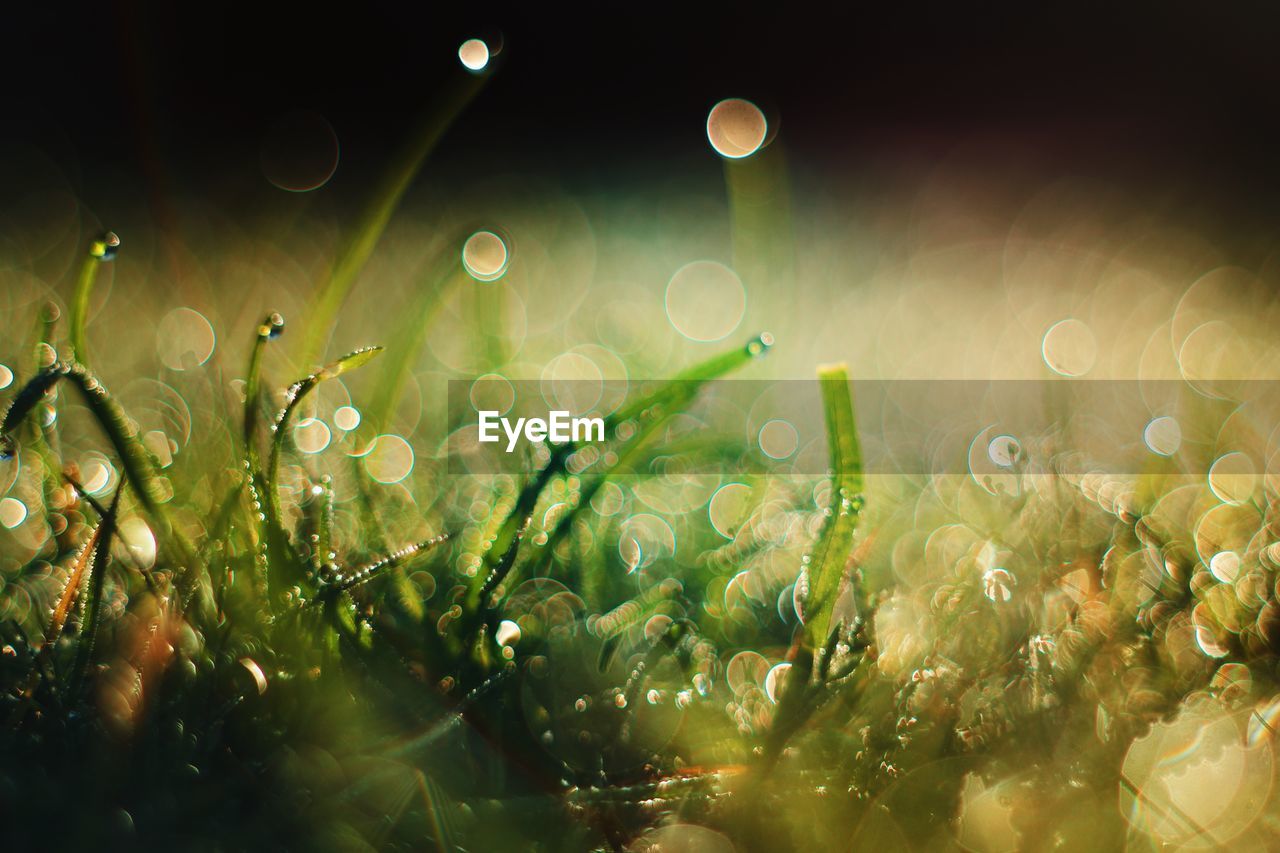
[5,3,1280,382]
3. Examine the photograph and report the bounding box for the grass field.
[3,38,1280,853]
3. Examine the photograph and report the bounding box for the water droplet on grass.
[90,231,120,261]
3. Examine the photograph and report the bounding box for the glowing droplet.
[90,231,120,261]
[362,434,415,484]
[708,482,753,539]
[706,98,768,159]
[983,568,1015,602]
[156,307,216,371]
[1042,318,1097,377]
[1143,416,1181,457]
[764,662,792,704]
[293,418,332,454]
[238,657,268,695]
[665,260,746,342]
[0,497,27,528]
[82,458,114,494]
[496,619,521,647]
[1208,452,1257,506]
[0,364,12,390]
[117,516,157,570]
[458,38,490,72]
[987,435,1021,468]
[333,406,361,431]
[1209,550,1241,584]
[759,418,798,459]
[462,230,509,281]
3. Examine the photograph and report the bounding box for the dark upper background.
[4,2,1280,228]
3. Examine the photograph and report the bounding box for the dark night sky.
[5,3,1280,223]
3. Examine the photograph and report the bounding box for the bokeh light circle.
[706,98,767,159]
[260,110,340,192]
[0,497,27,528]
[1042,318,1097,376]
[458,39,490,72]
[1144,416,1181,457]
[333,406,361,432]
[463,230,509,281]
[156,307,216,370]
[362,434,415,484]
[665,260,746,342]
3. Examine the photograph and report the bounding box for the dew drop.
[764,662,792,704]
[90,231,120,261]
[495,619,521,647]
[983,568,1015,603]
[458,38,490,72]
[707,98,768,159]
[0,497,27,528]
[333,405,361,431]
[987,434,1021,469]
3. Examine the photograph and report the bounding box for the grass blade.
[802,363,864,651]
[68,231,119,367]
[44,523,103,651]
[70,484,123,693]
[1,361,204,595]
[266,346,384,517]
[257,346,383,597]
[473,333,775,608]
[300,75,489,365]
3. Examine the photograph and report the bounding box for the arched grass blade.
[1,361,203,594]
[68,231,119,367]
[70,483,124,693]
[267,345,384,519]
[475,333,775,603]
[300,73,489,365]
[258,346,383,596]
[319,533,450,598]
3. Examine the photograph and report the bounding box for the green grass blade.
[1,361,205,597]
[300,76,488,365]
[267,346,384,515]
[70,484,123,694]
[256,346,383,597]
[475,333,776,604]
[68,231,119,367]
[243,312,285,458]
[802,363,864,651]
